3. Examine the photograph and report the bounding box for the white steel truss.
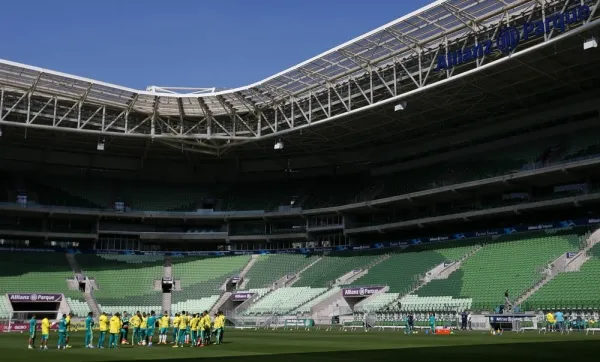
[0,0,598,155]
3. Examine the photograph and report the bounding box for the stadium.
[1,0,600,360]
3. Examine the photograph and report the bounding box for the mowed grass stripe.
[2,329,600,362]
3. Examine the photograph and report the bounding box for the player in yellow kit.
[130,312,141,345]
[199,311,211,346]
[217,311,225,344]
[197,312,206,346]
[40,317,50,350]
[108,313,122,349]
[97,312,109,349]
[140,313,148,345]
[174,312,187,348]
[204,311,212,345]
[213,312,223,345]
[184,312,192,344]
[171,313,180,344]
[190,313,199,347]
[158,311,170,344]
[65,313,72,348]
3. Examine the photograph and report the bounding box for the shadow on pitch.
[117,339,600,362]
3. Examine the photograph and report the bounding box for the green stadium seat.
[76,254,164,309]
[244,254,317,289]
[243,287,327,315]
[171,256,250,303]
[66,297,91,317]
[415,232,582,311]
[0,252,86,308]
[294,287,341,314]
[354,293,400,313]
[0,295,12,319]
[294,253,382,288]
[171,295,220,313]
[349,245,476,295]
[526,242,600,310]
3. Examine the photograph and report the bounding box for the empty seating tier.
[349,245,476,294]
[354,293,400,313]
[76,254,164,308]
[0,252,83,302]
[415,232,582,311]
[0,295,12,319]
[294,287,341,315]
[66,297,91,317]
[525,243,600,310]
[243,287,327,315]
[244,254,317,289]
[171,255,250,303]
[398,295,472,312]
[171,295,220,313]
[294,254,382,288]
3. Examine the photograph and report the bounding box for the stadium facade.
[1,0,600,329]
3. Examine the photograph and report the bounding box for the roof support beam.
[216,95,257,137]
[177,98,185,135]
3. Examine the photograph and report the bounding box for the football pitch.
[3,329,600,362]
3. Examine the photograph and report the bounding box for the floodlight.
[97,139,105,151]
[394,101,408,111]
[584,37,598,50]
[0,127,2,137]
[274,139,284,150]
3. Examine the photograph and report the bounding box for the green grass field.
[4,329,600,362]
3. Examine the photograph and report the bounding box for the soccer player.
[174,311,188,348]
[97,312,109,348]
[405,313,414,335]
[158,311,170,344]
[429,313,436,335]
[28,315,37,349]
[108,313,121,349]
[40,316,50,350]
[171,313,180,344]
[57,314,67,349]
[121,311,130,344]
[218,311,225,344]
[203,311,212,345]
[146,311,157,346]
[190,313,199,347]
[198,312,207,347]
[140,312,148,345]
[85,312,95,348]
[185,311,192,344]
[65,312,72,348]
[213,312,222,345]
[130,311,141,345]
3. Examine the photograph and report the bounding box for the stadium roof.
[0,0,599,156]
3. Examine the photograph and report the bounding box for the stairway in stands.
[162,256,172,314]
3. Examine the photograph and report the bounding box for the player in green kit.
[120,311,130,345]
[28,315,37,349]
[146,311,157,347]
[85,312,95,348]
[429,313,436,334]
[57,314,67,349]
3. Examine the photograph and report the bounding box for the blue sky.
[0,0,431,90]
